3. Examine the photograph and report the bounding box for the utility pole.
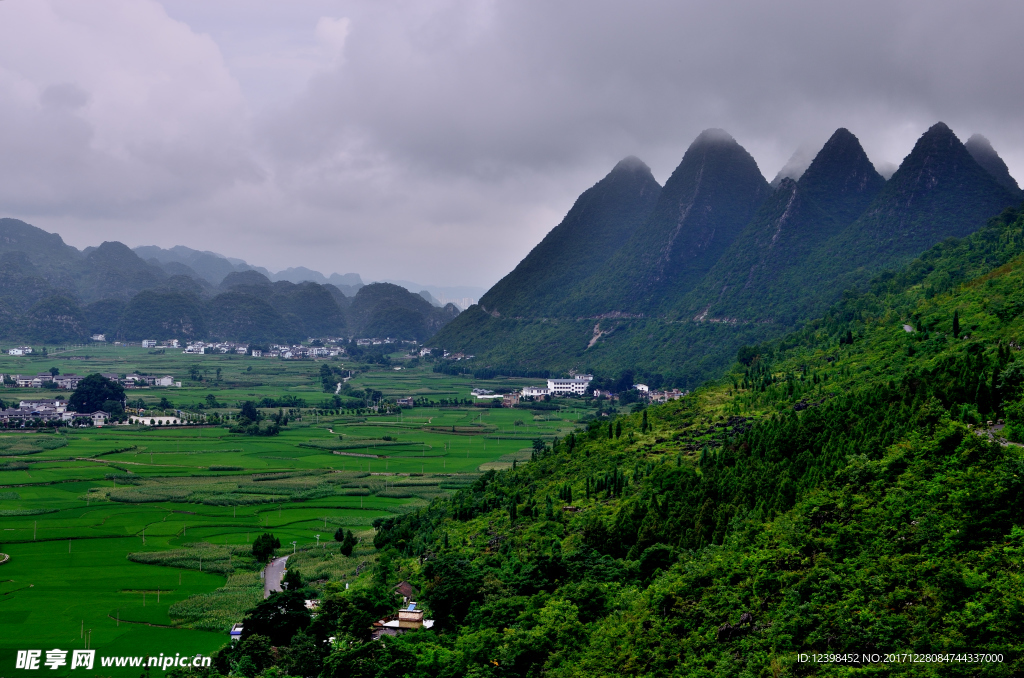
[291,541,297,554]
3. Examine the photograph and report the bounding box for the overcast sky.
[1,0,1022,288]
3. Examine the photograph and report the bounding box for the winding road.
[263,555,289,599]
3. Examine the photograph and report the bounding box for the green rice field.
[0,347,601,675]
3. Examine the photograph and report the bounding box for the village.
[471,374,688,407]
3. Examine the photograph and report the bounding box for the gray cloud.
[2,0,1023,287]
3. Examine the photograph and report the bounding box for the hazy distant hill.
[348,283,461,342]
[0,220,458,344]
[133,244,365,295]
[965,133,1021,196]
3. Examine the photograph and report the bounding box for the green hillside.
[477,156,661,318]
[301,203,1024,677]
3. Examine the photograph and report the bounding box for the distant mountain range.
[131,245,484,310]
[0,224,460,344]
[432,122,1022,387]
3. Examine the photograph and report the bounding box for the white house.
[522,386,549,398]
[634,384,649,393]
[91,411,110,426]
[142,340,157,348]
[90,334,106,342]
[547,375,593,396]
[130,415,181,426]
[154,375,175,387]
[251,350,263,357]
[8,347,31,356]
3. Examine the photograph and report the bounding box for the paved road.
[263,555,290,599]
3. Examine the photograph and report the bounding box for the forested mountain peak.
[796,127,885,225]
[610,154,651,173]
[0,217,82,275]
[965,133,1021,195]
[841,121,1017,251]
[583,128,770,313]
[77,240,166,303]
[473,156,661,318]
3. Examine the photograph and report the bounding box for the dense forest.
[221,204,1024,676]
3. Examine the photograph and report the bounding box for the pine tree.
[953,309,960,338]
[340,529,358,556]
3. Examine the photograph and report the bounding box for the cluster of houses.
[0,399,110,427]
[181,341,344,359]
[467,375,688,408]
[630,383,687,403]
[6,346,33,356]
[1,373,179,390]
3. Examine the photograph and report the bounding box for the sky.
[1,0,1022,289]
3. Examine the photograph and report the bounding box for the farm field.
[0,347,603,675]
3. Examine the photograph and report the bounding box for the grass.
[0,348,608,675]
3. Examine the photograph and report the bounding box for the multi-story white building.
[546,375,593,396]
[142,340,157,348]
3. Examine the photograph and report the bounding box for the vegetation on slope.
[223,204,1024,677]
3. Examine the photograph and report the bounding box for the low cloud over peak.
[0,0,1022,287]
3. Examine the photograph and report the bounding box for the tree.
[49,366,59,377]
[340,530,358,556]
[235,634,274,674]
[641,410,649,433]
[320,364,334,392]
[240,590,311,646]
[422,552,484,627]
[334,527,345,542]
[102,399,125,417]
[282,567,303,591]
[240,401,260,422]
[322,636,416,678]
[282,628,325,678]
[252,533,280,563]
[953,309,960,338]
[69,374,125,414]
